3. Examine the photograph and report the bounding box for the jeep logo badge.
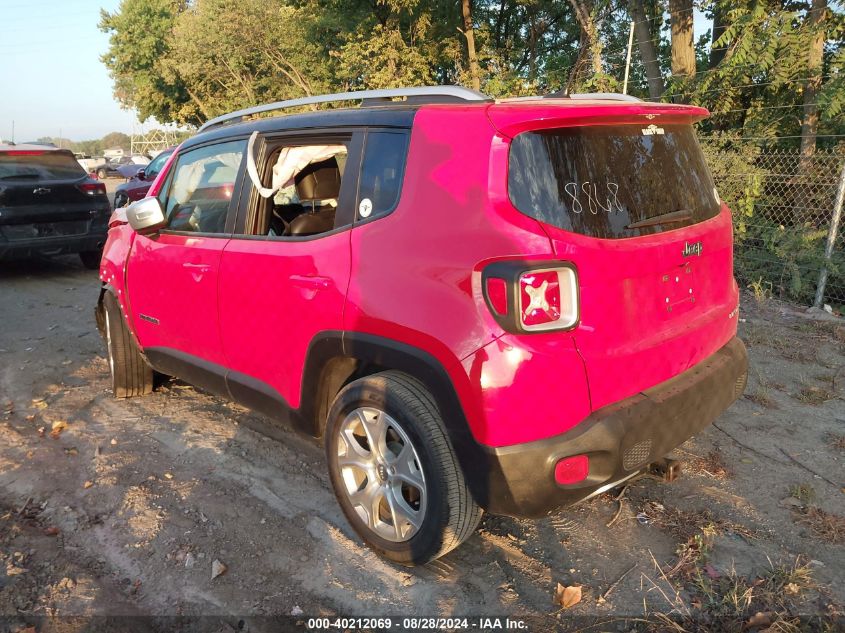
[682,241,703,257]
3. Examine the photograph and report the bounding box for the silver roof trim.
[197,85,490,133]
[567,92,641,102]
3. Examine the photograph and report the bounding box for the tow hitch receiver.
[648,458,682,483]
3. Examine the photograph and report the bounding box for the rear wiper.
[0,174,40,180]
[626,208,693,230]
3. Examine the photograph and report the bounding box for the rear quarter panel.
[344,106,591,446]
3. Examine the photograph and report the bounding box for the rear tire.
[102,292,153,398]
[79,250,101,270]
[325,371,482,566]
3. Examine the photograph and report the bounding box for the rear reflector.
[554,455,589,485]
[485,277,508,315]
[78,182,106,196]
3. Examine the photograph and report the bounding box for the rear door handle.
[183,262,211,271]
[290,274,332,289]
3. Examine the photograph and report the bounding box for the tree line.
[100,0,843,153]
[32,132,131,155]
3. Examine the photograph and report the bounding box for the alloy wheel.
[335,407,427,542]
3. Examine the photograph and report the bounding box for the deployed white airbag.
[245,130,346,199]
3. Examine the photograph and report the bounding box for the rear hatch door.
[498,108,739,410]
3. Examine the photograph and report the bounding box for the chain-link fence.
[701,142,845,308]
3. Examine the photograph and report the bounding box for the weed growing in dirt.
[748,278,774,306]
[746,391,776,408]
[745,365,778,408]
[636,506,725,583]
[825,432,845,451]
[795,385,834,405]
[788,483,817,504]
[683,558,820,632]
[741,324,817,363]
[795,506,845,544]
[679,449,731,480]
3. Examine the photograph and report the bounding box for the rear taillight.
[518,268,578,331]
[483,262,579,333]
[78,182,106,196]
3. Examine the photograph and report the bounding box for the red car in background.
[112,148,175,209]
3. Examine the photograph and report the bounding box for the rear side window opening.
[508,124,720,239]
[251,140,351,238]
[0,150,86,181]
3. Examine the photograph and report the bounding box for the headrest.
[295,158,341,201]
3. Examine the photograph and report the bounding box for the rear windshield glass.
[508,124,720,239]
[0,151,86,181]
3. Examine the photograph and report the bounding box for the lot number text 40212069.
[305,616,530,631]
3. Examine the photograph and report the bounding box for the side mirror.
[137,169,146,181]
[126,197,165,235]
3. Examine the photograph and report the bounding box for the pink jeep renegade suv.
[96,86,748,565]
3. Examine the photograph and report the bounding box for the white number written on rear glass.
[563,182,624,215]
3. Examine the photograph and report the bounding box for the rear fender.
[301,331,496,509]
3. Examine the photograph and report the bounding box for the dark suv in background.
[0,144,111,269]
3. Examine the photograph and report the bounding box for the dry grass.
[791,320,840,338]
[794,385,835,405]
[742,324,817,363]
[680,449,731,480]
[745,365,779,408]
[795,506,845,544]
[826,433,845,451]
[642,502,757,540]
[746,391,777,408]
[640,501,757,576]
[685,558,817,632]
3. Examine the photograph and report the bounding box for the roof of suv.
[185,106,420,151]
[185,87,708,152]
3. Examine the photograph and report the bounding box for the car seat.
[288,158,340,236]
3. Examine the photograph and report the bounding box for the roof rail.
[198,85,491,133]
[542,91,641,102]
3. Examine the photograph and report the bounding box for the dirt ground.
[1,248,844,632]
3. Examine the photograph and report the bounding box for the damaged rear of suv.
[97,86,747,565]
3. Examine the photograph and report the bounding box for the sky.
[0,0,712,144]
[0,0,144,142]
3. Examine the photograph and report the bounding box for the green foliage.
[101,132,131,151]
[336,24,436,88]
[167,0,331,119]
[99,0,199,125]
[700,138,764,237]
[701,137,845,305]
[31,131,163,157]
[736,218,837,304]
[98,0,843,144]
